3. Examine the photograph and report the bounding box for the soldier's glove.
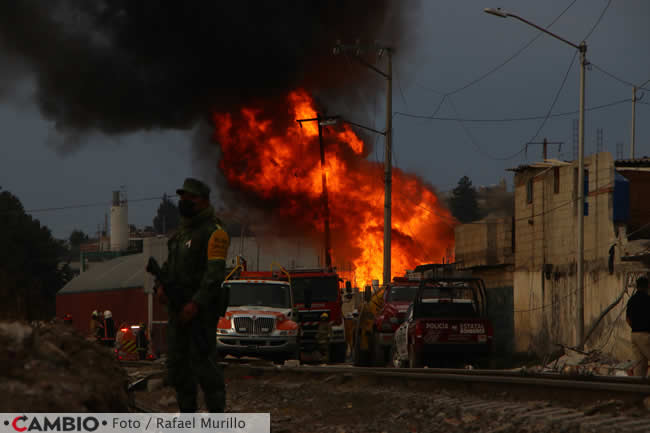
[180,301,199,323]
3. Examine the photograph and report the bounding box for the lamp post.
[333,41,393,286]
[485,7,588,348]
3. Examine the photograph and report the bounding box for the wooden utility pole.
[296,114,339,270]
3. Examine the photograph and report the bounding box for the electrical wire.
[525,50,578,147]
[583,0,612,41]
[415,0,579,98]
[438,50,577,161]
[591,63,638,88]
[0,194,177,215]
[394,98,631,122]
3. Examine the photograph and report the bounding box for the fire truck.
[217,268,300,363]
[289,269,347,363]
[217,264,347,363]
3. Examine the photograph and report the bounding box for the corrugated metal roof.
[506,159,571,173]
[58,253,146,294]
[615,158,650,167]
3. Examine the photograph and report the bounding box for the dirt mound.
[0,319,129,411]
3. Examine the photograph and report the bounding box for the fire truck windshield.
[292,277,339,303]
[386,285,418,302]
[224,283,292,308]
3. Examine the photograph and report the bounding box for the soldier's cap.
[176,178,210,198]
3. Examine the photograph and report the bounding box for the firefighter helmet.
[104,310,112,319]
[320,312,329,320]
[91,310,98,317]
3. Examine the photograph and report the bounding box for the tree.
[449,176,482,223]
[0,188,71,320]
[69,229,89,247]
[153,194,179,234]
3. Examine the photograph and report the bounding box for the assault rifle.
[146,257,210,355]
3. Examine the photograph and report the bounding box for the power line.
[583,0,612,41]
[525,50,578,150]
[440,50,577,161]
[591,63,638,88]
[394,97,630,122]
[0,194,176,215]
[415,0,579,98]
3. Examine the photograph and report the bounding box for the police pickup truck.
[391,277,494,368]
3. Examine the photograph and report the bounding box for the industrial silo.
[110,190,129,252]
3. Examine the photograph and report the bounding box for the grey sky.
[1,0,649,240]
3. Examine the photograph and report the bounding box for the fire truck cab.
[289,269,347,363]
[217,270,300,363]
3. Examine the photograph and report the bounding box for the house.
[508,152,650,359]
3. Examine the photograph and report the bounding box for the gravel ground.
[133,366,650,433]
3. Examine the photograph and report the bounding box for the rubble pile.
[542,347,635,376]
[0,320,129,411]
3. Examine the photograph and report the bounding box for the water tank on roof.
[110,190,129,252]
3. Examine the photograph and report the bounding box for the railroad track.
[129,363,650,432]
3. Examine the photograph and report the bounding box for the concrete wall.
[512,153,642,359]
[455,218,513,268]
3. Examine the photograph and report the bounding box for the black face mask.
[178,199,197,218]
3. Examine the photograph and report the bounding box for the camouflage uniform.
[160,178,230,413]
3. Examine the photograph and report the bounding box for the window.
[554,167,560,194]
[526,178,533,204]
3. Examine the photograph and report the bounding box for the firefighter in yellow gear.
[316,312,332,363]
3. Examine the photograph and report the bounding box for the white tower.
[110,190,129,252]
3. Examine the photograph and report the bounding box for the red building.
[56,251,169,354]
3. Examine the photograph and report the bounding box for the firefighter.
[136,323,149,360]
[316,312,332,363]
[157,178,230,413]
[93,311,105,342]
[63,313,73,325]
[103,310,116,347]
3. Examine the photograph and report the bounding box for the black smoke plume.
[0,1,415,150]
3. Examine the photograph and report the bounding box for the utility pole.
[527,138,563,160]
[383,50,393,287]
[630,80,648,159]
[296,114,339,270]
[333,40,393,285]
[484,8,588,349]
[631,87,637,158]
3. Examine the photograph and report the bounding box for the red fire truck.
[289,269,347,363]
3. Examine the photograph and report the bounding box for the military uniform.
[160,178,230,413]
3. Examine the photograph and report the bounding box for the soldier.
[157,178,230,413]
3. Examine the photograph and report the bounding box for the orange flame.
[214,89,455,284]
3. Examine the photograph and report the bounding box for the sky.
[1,0,649,240]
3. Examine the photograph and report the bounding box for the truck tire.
[329,343,347,364]
[408,346,422,369]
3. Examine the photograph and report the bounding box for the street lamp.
[485,7,588,349]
